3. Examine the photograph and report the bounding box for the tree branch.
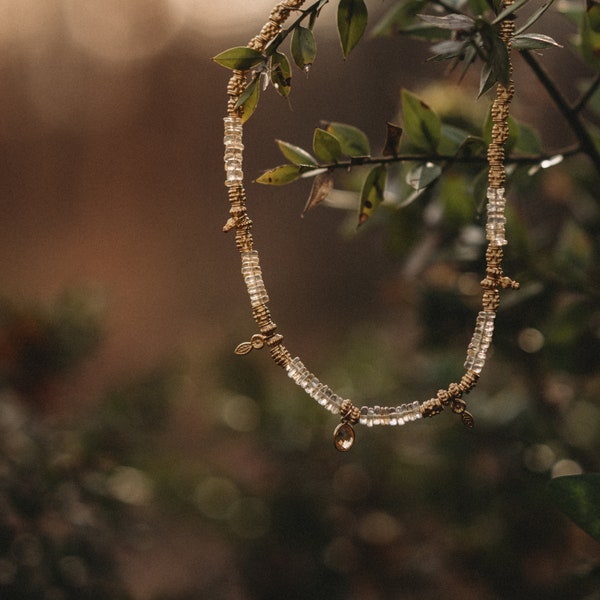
[573,71,600,114]
[520,50,600,176]
[264,0,329,56]
[313,144,581,172]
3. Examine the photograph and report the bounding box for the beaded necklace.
[222,0,519,451]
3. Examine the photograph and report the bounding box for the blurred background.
[0,1,599,599]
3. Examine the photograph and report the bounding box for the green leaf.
[548,474,600,543]
[235,75,261,123]
[454,135,488,159]
[514,0,555,35]
[313,128,343,163]
[270,51,292,97]
[490,0,503,13]
[492,0,531,24]
[213,46,265,70]
[438,124,471,155]
[440,174,476,228]
[401,89,442,152]
[256,164,302,185]
[459,44,478,81]
[590,2,600,32]
[358,164,387,225]
[467,0,491,14]
[428,39,469,60]
[406,162,442,190]
[372,0,427,37]
[418,13,475,30]
[337,0,368,58]
[471,167,489,207]
[481,20,511,87]
[276,140,318,166]
[514,121,542,154]
[309,0,329,29]
[478,62,496,97]
[512,33,562,50]
[403,24,454,42]
[325,122,371,156]
[291,26,317,70]
[580,7,600,66]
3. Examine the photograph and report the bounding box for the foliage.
[0,291,177,599]
[3,1,600,598]
[212,1,600,596]
[548,474,600,543]
[0,289,105,399]
[1,288,599,599]
[215,0,600,228]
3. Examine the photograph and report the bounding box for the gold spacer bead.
[448,382,462,399]
[421,398,444,418]
[252,304,273,326]
[460,370,479,393]
[235,229,253,252]
[266,332,283,347]
[482,289,500,311]
[261,323,279,338]
[437,389,450,405]
[340,399,360,424]
[269,342,292,367]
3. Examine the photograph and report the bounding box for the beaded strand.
[223,0,518,451]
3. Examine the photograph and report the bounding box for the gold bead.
[421,398,443,418]
[448,383,462,399]
[437,389,450,405]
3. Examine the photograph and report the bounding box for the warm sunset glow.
[0,0,284,61]
[63,0,184,62]
[168,0,280,38]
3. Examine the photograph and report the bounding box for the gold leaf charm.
[333,422,355,452]
[234,334,266,355]
[461,411,475,429]
[234,341,253,355]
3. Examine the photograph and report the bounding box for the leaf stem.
[520,50,600,176]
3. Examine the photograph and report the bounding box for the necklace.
[222,0,519,451]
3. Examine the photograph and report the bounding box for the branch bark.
[521,50,600,177]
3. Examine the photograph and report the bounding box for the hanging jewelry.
[222,0,519,451]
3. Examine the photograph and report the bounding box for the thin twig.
[264,0,329,56]
[521,50,600,176]
[573,71,600,114]
[312,144,581,172]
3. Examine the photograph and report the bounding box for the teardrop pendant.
[333,422,355,452]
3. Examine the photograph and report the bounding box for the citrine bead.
[333,422,355,452]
